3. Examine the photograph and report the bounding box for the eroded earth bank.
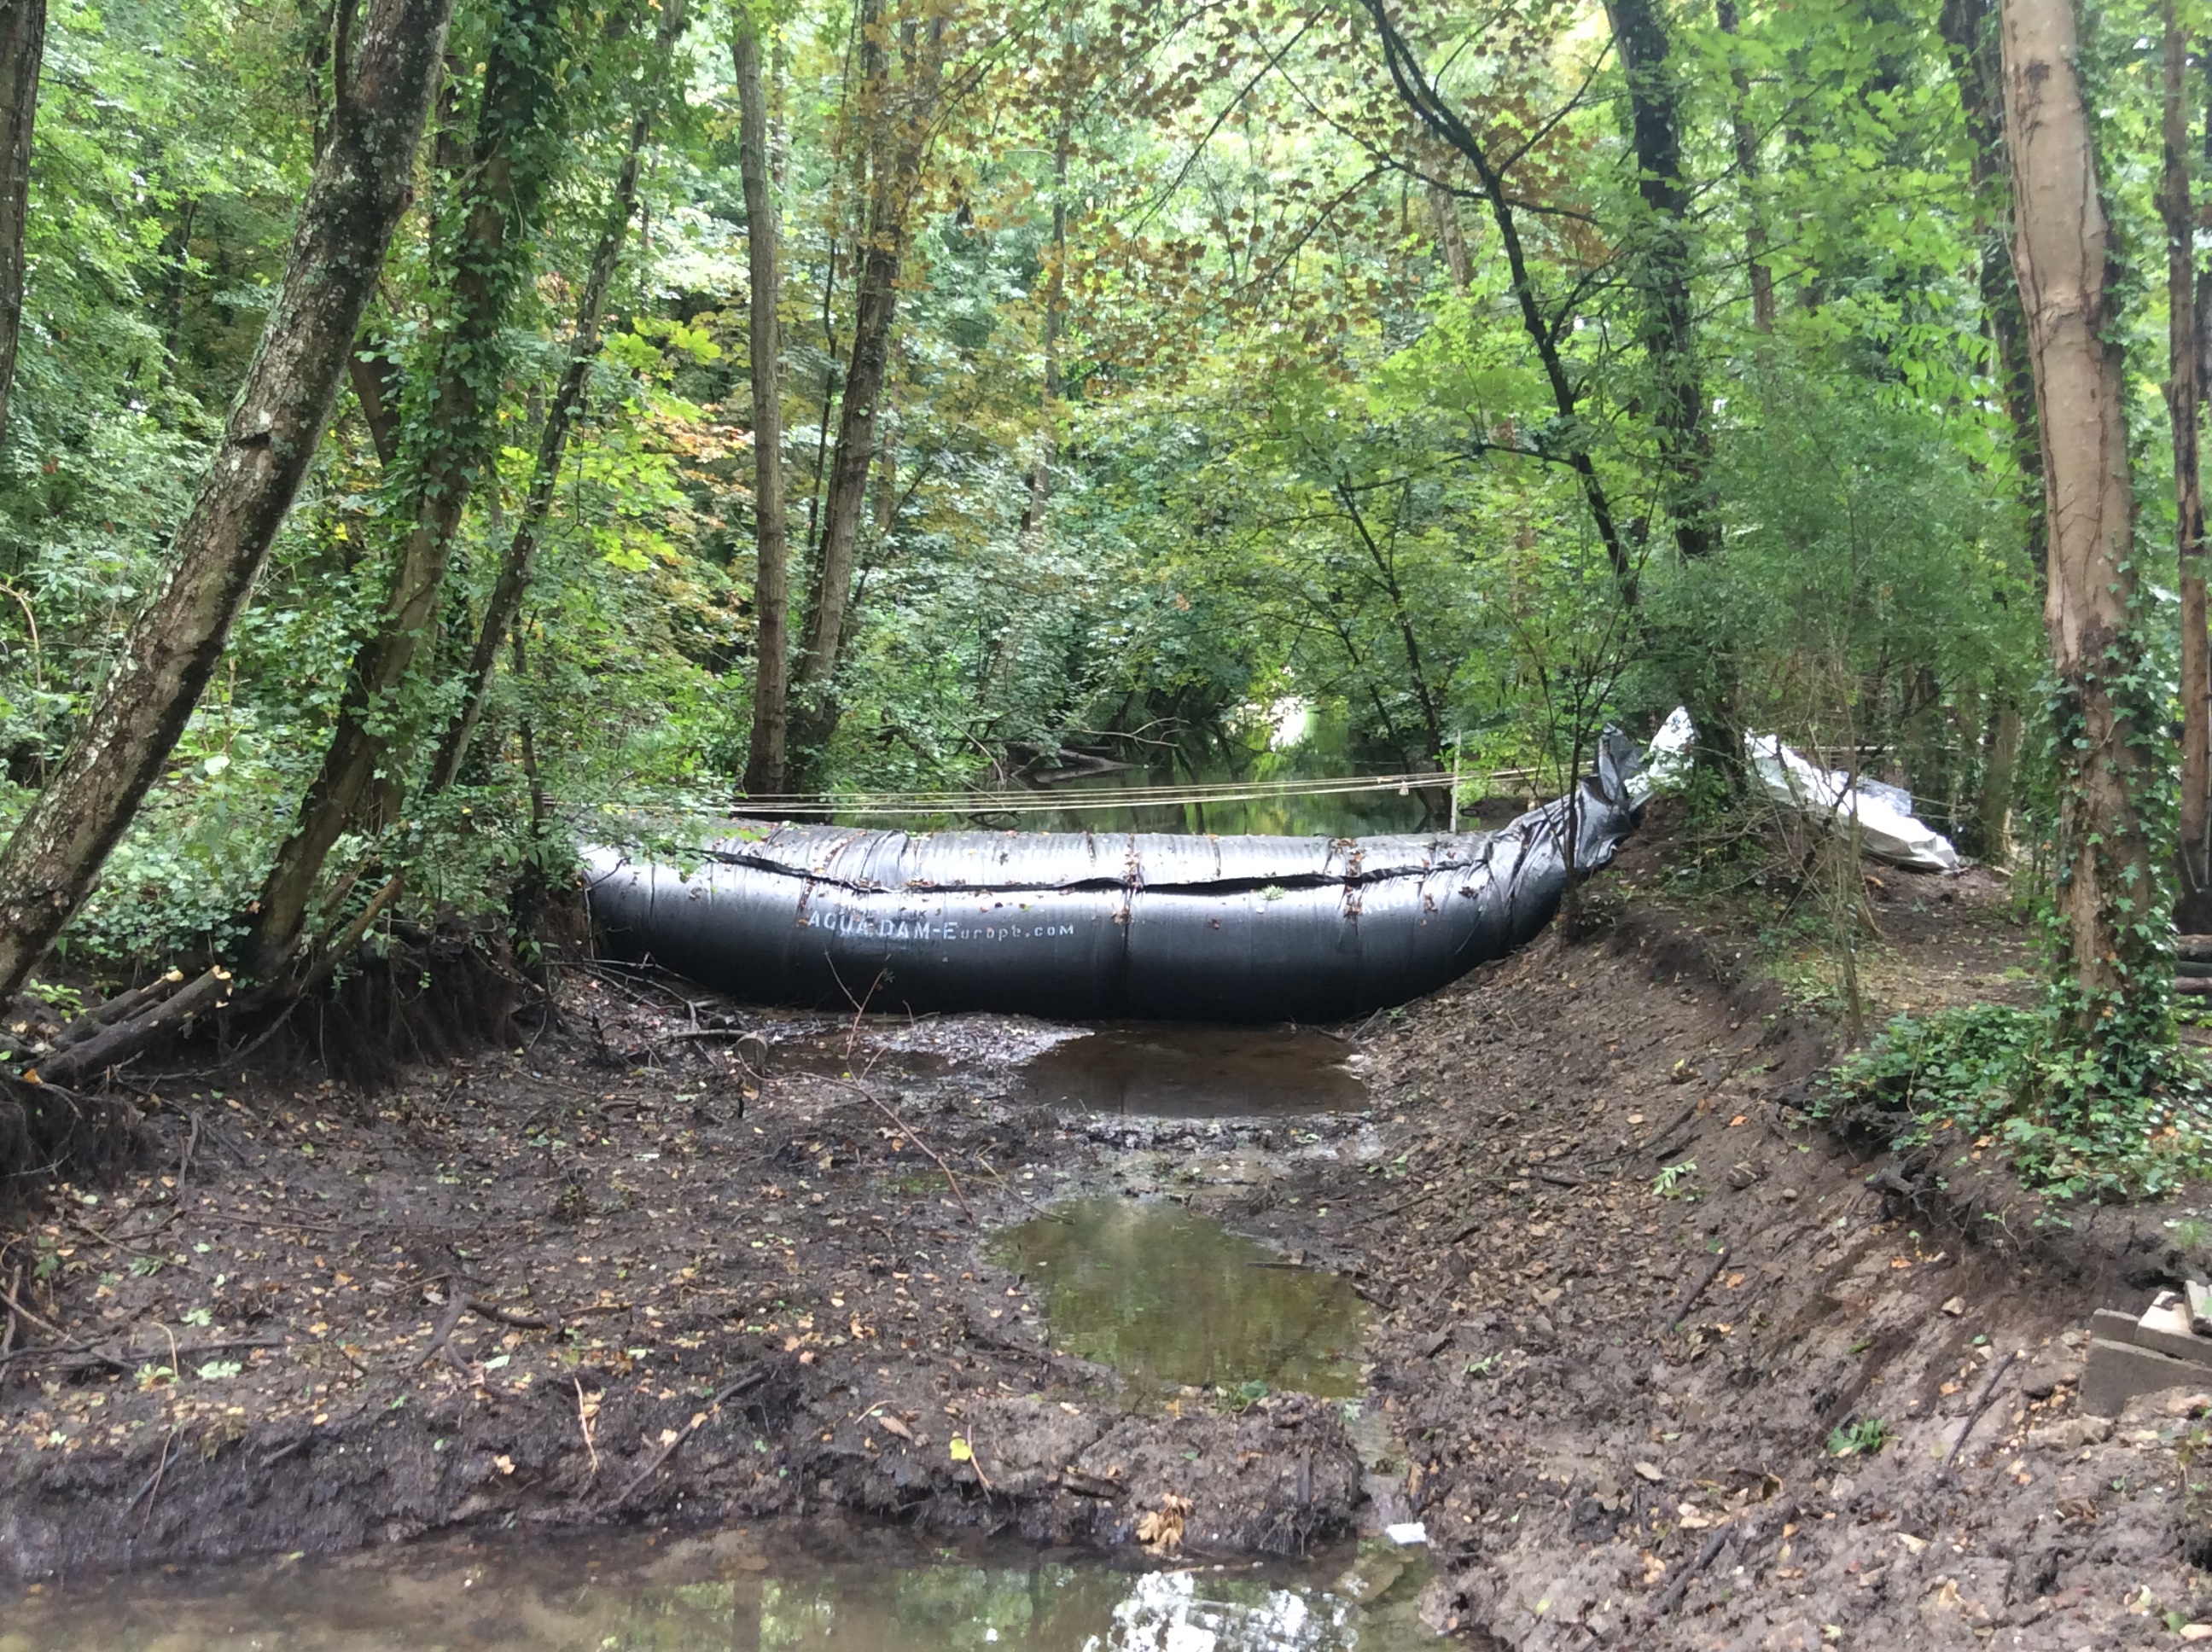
[3,841,2209,1649]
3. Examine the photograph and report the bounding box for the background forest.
[0,0,2184,1114]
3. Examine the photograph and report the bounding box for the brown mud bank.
[4,856,2212,1648]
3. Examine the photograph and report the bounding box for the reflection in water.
[3,1523,1442,1651]
[1014,1026,1366,1119]
[991,1200,1365,1398]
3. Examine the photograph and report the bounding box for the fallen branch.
[1940,1349,2019,1481]
[1662,1246,1732,1331]
[38,968,233,1086]
[830,1078,976,1224]
[603,1364,770,1509]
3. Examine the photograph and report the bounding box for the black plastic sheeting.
[585,730,1641,1022]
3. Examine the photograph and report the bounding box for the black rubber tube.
[586,730,1641,1021]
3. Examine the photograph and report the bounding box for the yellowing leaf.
[948,1436,973,1462]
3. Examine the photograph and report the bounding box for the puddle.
[992,1199,1365,1397]
[1014,1025,1367,1117]
[3,1521,1445,1650]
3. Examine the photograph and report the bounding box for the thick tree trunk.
[736,6,792,799]
[426,0,688,795]
[251,0,566,970]
[1604,0,1715,561]
[2163,3,2212,930]
[0,0,44,449]
[2000,0,2169,1047]
[1714,0,1773,332]
[0,0,451,1007]
[787,12,947,766]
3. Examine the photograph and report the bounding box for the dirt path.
[3,855,2209,1649]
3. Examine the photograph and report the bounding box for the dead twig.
[419,1294,470,1372]
[830,1078,977,1224]
[1940,1349,2020,1481]
[1662,1247,1732,1331]
[603,1364,770,1509]
[125,1425,180,1524]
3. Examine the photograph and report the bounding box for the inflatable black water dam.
[585,730,1639,1022]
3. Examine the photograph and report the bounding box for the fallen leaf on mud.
[1941,1297,1965,1317]
[1895,1533,1927,1554]
[658,1428,679,1446]
[1633,1461,1663,1482]
[879,1415,913,1441]
[2179,1625,2212,1641]
[1640,1552,1666,1585]
[948,1436,972,1462]
[494,1455,515,1475]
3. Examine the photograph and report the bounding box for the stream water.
[5,1522,1444,1650]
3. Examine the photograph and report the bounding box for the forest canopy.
[0,0,2198,1160]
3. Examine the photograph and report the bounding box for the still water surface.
[991,1200,1365,1399]
[3,1522,1443,1651]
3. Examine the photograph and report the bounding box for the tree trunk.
[1604,0,1715,561]
[786,10,947,768]
[426,0,688,795]
[2000,0,2170,1051]
[736,4,792,799]
[251,0,567,970]
[1426,180,1473,291]
[2164,2,2212,930]
[0,0,451,1007]
[1019,117,1069,539]
[0,0,44,449]
[1714,0,1773,332]
[1361,0,1637,606]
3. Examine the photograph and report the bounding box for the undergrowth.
[1819,1003,2212,1200]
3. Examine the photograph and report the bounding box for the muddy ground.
[5,827,2212,1649]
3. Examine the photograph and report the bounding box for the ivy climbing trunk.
[2000,0,2172,1054]
[2163,1,2212,931]
[0,0,44,448]
[788,6,948,772]
[426,0,690,796]
[736,3,792,800]
[0,0,452,1008]
[251,0,568,973]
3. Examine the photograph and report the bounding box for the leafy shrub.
[1819,1004,2210,1200]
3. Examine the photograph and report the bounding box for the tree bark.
[251,0,566,970]
[426,0,688,795]
[1018,116,1069,540]
[0,0,44,449]
[1714,0,1773,332]
[1604,0,1715,561]
[0,0,451,1006]
[1361,0,1636,606]
[787,9,947,766]
[1426,180,1472,292]
[736,4,792,799]
[2164,1,2212,930]
[2000,0,2168,1046]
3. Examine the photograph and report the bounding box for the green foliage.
[1820,1003,2210,1200]
[1825,1416,1890,1457]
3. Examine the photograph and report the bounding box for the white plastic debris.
[1634,708,1962,874]
[1384,1521,1429,1546]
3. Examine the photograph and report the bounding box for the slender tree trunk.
[788,13,948,764]
[0,0,451,1007]
[426,0,688,795]
[0,0,44,450]
[1426,180,1472,291]
[2164,2,2212,930]
[251,0,567,970]
[1019,118,1069,540]
[1361,0,1637,605]
[2000,0,2169,1049]
[1604,0,1715,561]
[736,4,792,799]
[1714,0,1773,332]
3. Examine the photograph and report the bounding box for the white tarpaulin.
[1633,707,1961,874]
